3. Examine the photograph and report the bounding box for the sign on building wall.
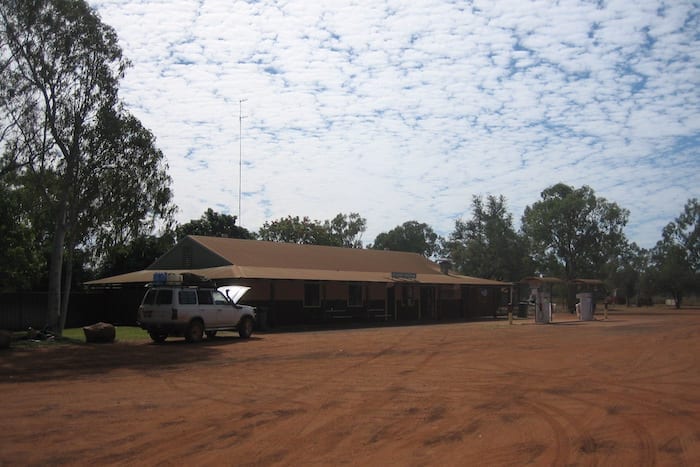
[391,272,417,281]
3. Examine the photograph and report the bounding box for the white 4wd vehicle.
[138,279,256,343]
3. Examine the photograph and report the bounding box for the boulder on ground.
[83,322,116,343]
[0,330,11,349]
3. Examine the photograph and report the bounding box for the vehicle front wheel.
[185,320,204,343]
[238,317,254,339]
[149,331,167,343]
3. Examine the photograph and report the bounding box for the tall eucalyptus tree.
[1,0,173,332]
[521,183,629,310]
[445,195,529,281]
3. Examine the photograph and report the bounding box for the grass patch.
[113,326,149,341]
[8,326,149,347]
[10,330,83,348]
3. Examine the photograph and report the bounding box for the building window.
[304,283,321,307]
[349,284,363,307]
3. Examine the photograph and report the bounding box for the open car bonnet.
[217,286,251,305]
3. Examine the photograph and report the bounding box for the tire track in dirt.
[123,318,700,465]
[6,310,698,465]
[516,398,575,466]
[286,328,433,437]
[250,330,497,463]
[436,320,696,465]
[536,382,680,465]
[149,327,430,462]
[501,367,695,465]
[575,384,697,465]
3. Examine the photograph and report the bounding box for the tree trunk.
[58,249,74,334]
[46,204,68,334]
[674,292,682,309]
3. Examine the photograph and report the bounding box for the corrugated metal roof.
[86,236,509,286]
[187,236,443,273]
[86,266,240,285]
[232,265,506,285]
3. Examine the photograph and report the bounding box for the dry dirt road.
[1,307,699,466]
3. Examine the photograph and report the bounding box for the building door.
[420,287,435,321]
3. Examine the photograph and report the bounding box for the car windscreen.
[142,289,157,305]
[212,291,230,305]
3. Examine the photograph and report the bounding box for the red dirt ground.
[1,306,699,466]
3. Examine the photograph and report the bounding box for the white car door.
[212,290,241,327]
[151,288,174,322]
[194,289,220,327]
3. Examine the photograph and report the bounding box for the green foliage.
[672,198,699,272]
[258,212,366,247]
[605,242,650,306]
[323,213,367,248]
[650,198,699,308]
[258,215,324,244]
[98,232,175,278]
[84,107,176,255]
[0,183,44,290]
[521,183,629,281]
[176,208,253,241]
[370,221,440,258]
[444,195,530,281]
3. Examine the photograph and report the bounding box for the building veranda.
[88,236,510,328]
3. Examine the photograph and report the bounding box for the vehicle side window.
[156,289,173,305]
[197,290,213,305]
[212,291,229,305]
[179,290,197,305]
[142,289,157,305]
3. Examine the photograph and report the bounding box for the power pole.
[238,98,247,227]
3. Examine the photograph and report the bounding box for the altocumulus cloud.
[89,0,699,248]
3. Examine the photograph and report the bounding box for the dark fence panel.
[0,288,146,331]
[0,292,48,331]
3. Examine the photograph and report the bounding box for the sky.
[88,0,699,249]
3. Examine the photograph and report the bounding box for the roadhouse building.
[88,235,508,327]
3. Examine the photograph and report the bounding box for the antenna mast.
[238,98,247,227]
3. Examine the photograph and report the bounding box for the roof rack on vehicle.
[150,272,215,287]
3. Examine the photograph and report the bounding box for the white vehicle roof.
[217,286,251,304]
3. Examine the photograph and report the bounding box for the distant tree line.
[1,1,697,334]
